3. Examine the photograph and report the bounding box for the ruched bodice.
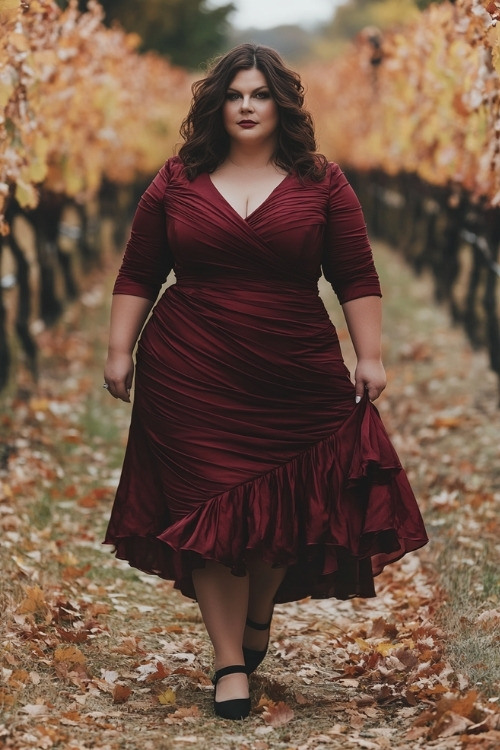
[104,157,427,602]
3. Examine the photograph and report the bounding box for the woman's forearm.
[107,294,154,355]
[104,294,154,402]
[341,295,386,401]
[342,295,382,361]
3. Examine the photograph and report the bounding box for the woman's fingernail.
[355,395,361,404]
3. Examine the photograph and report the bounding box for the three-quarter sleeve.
[113,163,174,300]
[322,163,381,304]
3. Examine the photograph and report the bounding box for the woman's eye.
[255,91,271,99]
[225,92,240,101]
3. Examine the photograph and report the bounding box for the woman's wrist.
[356,355,383,365]
[107,345,135,358]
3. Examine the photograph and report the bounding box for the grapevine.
[0,0,190,235]
[306,0,500,207]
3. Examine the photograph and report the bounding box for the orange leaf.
[146,661,170,682]
[17,585,47,614]
[0,689,15,706]
[111,636,145,655]
[113,684,132,704]
[169,706,200,719]
[62,564,92,580]
[86,603,110,617]
[53,646,86,664]
[61,710,82,722]
[8,669,29,688]
[436,691,480,721]
[262,700,294,727]
[432,416,462,429]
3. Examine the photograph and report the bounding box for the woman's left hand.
[354,358,387,402]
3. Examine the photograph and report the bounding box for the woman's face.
[222,68,279,149]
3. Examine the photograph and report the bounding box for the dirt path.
[1,242,499,749]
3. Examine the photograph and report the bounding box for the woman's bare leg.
[244,553,287,651]
[192,561,249,701]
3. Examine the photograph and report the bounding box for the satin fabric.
[104,157,428,602]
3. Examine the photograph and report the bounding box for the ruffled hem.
[105,395,428,602]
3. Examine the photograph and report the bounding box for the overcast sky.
[209,0,344,29]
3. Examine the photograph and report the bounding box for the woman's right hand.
[104,351,135,403]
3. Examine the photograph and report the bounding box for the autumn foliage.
[0,0,190,235]
[307,0,500,206]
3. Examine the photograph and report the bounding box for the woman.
[103,44,428,720]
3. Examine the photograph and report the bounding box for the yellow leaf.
[355,637,371,651]
[15,180,38,209]
[21,133,49,184]
[62,166,84,198]
[376,641,397,656]
[158,688,176,705]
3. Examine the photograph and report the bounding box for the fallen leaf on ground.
[53,646,86,664]
[158,688,176,704]
[262,700,294,727]
[21,703,50,716]
[112,684,132,704]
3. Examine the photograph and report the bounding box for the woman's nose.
[240,95,253,111]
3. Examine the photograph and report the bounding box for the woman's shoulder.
[161,155,186,181]
[325,160,344,182]
[323,160,351,195]
[293,160,345,195]
[294,159,344,188]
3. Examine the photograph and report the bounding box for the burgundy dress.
[104,156,428,602]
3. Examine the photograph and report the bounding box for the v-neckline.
[205,171,291,222]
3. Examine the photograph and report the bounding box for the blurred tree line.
[56,0,235,68]
[56,1,450,68]
[231,0,452,64]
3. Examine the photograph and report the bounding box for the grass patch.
[436,540,500,697]
[79,394,125,447]
[28,492,54,530]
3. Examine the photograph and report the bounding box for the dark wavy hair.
[178,44,327,182]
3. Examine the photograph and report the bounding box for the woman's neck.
[226,145,276,170]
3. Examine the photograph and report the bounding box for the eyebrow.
[226,85,270,93]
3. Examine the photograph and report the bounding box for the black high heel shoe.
[213,665,250,720]
[243,616,272,675]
